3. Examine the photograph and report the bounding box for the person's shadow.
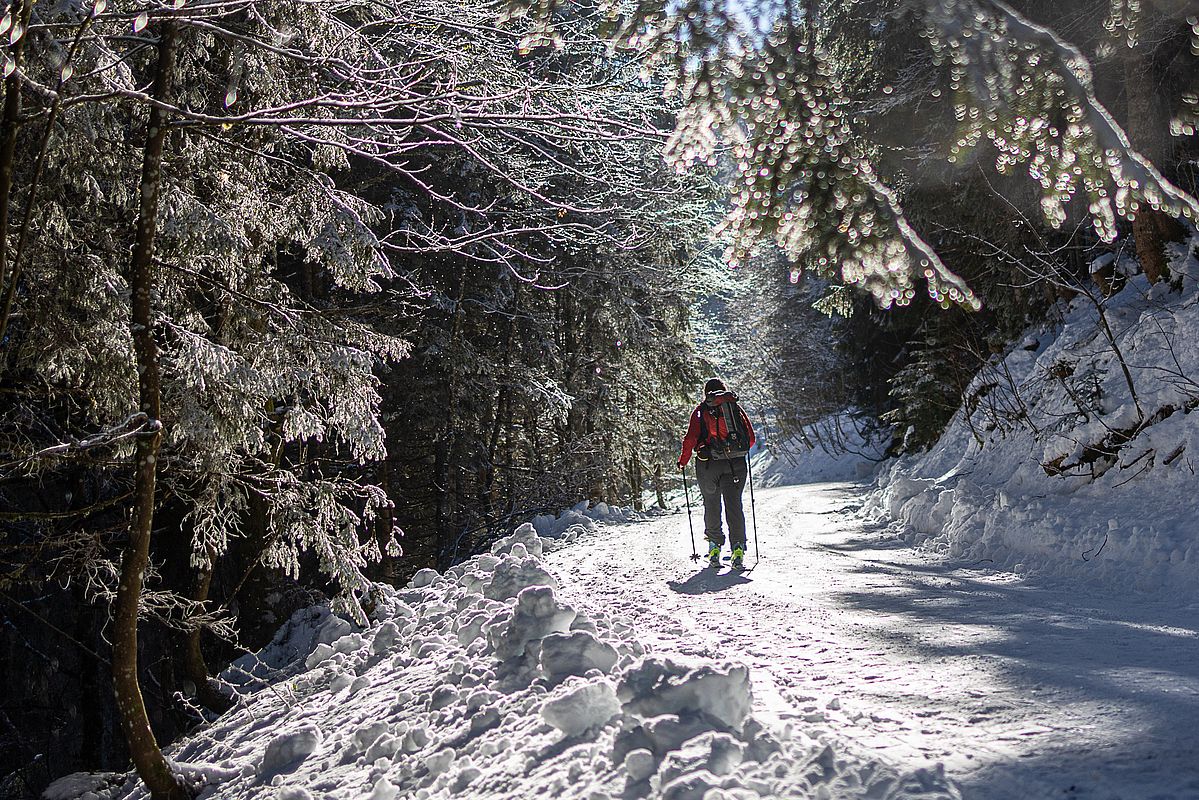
[667,568,754,595]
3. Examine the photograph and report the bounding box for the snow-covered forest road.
[546,482,1199,800]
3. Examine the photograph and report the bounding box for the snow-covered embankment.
[868,238,1199,596]
[53,519,958,800]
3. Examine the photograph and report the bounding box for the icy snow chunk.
[456,571,488,595]
[427,685,459,711]
[350,722,388,756]
[657,732,744,784]
[618,657,752,731]
[419,601,454,626]
[483,556,559,601]
[410,568,440,589]
[891,763,955,796]
[490,523,544,557]
[278,787,314,800]
[741,717,782,762]
[454,765,482,791]
[539,630,618,681]
[402,727,429,753]
[473,553,502,572]
[465,689,500,714]
[366,590,415,623]
[260,724,322,774]
[365,735,401,762]
[624,749,656,782]
[470,706,501,735]
[316,615,353,646]
[367,777,398,800]
[456,608,498,647]
[410,633,449,658]
[570,611,599,634]
[659,770,724,800]
[628,714,714,759]
[424,748,455,776]
[42,772,122,800]
[304,643,335,670]
[372,621,400,655]
[224,605,339,687]
[333,632,363,655]
[486,586,576,661]
[540,678,621,736]
[1101,402,1141,430]
[539,509,597,539]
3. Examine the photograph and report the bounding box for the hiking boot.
[731,548,745,569]
[708,544,721,567]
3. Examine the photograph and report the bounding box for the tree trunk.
[375,458,399,583]
[653,464,667,509]
[482,315,516,513]
[181,552,232,713]
[1123,45,1182,283]
[435,276,467,568]
[111,22,189,800]
[631,455,644,511]
[483,387,508,504]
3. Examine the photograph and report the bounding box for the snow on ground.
[867,237,1199,598]
[46,478,1199,800]
[544,484,1199,800]
[49,512,958,800]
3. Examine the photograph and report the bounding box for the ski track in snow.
[546,482,1199,800]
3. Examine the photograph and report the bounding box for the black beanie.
[703,378,726,395]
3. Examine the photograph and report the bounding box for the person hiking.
[677,378,756,568]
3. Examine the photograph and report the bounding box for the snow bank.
[531,499,644,542]
[57,524,960,800]
[752,411,887,487]
[868,236,1199,597]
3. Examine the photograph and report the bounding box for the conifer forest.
[1,1,1197,799]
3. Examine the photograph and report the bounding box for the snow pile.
[531,499,641,543]
[753,411,887,487]
[868,237,1199,596]
[51,522,960,800]
[223,605,350,690]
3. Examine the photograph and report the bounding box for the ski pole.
[746,455,760,561]
[681,465,699,561]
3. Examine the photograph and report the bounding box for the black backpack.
[699,392,752,460]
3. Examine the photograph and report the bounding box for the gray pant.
[695,457,748,550]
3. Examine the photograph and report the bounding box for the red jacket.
[678,392,755,466]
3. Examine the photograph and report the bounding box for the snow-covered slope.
[868,237,1199,596]
[49,521,958,800]
[752,412,887,487]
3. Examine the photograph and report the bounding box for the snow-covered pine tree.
[0,0,716,790]
[510,0,1199,307]
[371,4,717,566]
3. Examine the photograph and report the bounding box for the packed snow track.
[546,482,1199,800]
